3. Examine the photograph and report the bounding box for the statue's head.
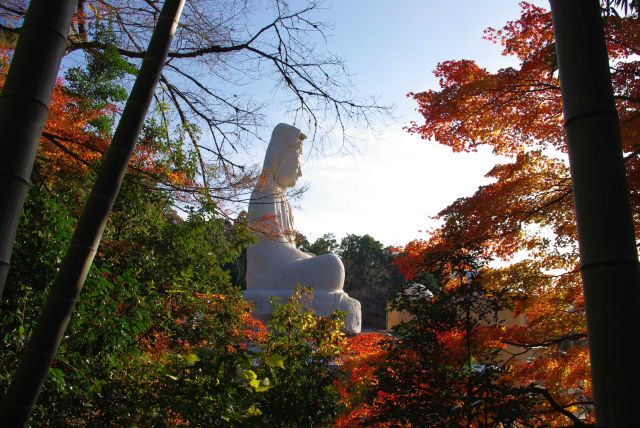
[262,123,307,188]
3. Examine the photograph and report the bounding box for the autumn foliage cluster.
[341,2,640,426]
[3,1,639,426]
[0,28,345,426]
[328,2,640,426]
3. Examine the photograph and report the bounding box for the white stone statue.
[244,123,361,334]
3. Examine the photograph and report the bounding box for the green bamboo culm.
[550,1,640,426]
[0,0,77,300]
[0,1,185,426]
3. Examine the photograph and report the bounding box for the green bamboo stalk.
[0,1,185,425]
[0,0,77,300]
[550,1,640,425]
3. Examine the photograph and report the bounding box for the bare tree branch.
[503,332,588,349]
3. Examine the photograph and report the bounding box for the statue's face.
[276,137,303,188]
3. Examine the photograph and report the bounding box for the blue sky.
[316,0,528,115]
[256,0,547,247]
[56,1,548,247]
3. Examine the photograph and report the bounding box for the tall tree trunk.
[0,1,185,425]
[550,1,640,425]
[0,0,77,300]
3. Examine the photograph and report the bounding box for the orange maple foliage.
[408,2,640,157]
[389,1,640,424]
[140,292,264,361]
[0,47,192,188]
[40,79,114,176]
[0,48,108,178]
[332,332,399,428]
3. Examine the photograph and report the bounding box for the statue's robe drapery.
[243,123,361,333]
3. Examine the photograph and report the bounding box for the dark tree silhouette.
[338,234,403,329]
[0,0,76,299]
[0,1,185,425]
[551,0,640,425]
